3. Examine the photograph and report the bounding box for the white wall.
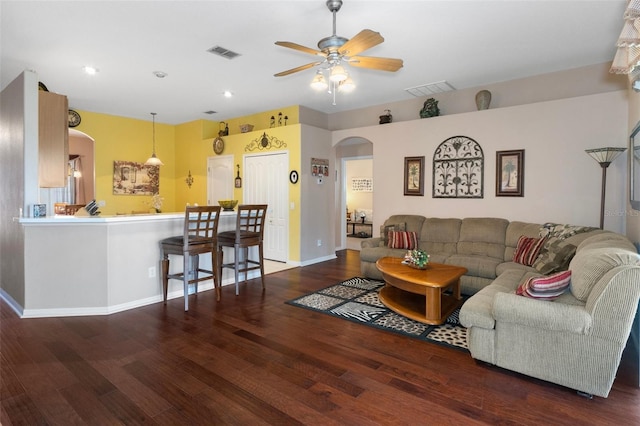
[332,90,629,235]
[0,70,39,308]
[346,158,373,217]
[300,124,336,263]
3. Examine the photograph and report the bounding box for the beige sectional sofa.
[359,215,640,397]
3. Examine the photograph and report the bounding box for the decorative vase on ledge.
[475,90,492,110]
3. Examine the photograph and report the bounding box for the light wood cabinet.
[38,91,68,187]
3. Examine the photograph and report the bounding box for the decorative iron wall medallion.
[245,132,287,152]
[432,136,484,198]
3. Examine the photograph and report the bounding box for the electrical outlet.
[148,266,156,278]
[317,239,322,247]
[97,200,106,207]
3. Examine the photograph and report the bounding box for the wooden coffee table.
[376,257,467,325]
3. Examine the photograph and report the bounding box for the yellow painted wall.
[175,115,302,261]
[71,110,176,215]
[71,106,302,260]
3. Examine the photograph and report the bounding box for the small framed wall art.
[404,156,425,196]
[496,150,524,197]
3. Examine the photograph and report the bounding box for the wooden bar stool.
[217,204,268,295]
[161,205,221,311]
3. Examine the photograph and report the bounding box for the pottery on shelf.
[475,90,492,110]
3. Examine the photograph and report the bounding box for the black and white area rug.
[286,277,468,352]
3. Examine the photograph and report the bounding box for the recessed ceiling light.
[82,66,99,75]
[223,91,233,98]
[153,71,168,78]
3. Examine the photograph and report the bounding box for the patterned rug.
[286,277,468,352]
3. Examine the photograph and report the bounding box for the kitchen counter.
[15,210,242,318]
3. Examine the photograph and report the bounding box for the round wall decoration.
[289,170,299,184]
[213,137,224,155]
[68,109,81,127]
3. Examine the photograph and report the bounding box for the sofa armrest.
[492,292,592,334]
[361,237,382,249]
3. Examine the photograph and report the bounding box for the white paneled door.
[244,152,288,262]
[207,155,234,205]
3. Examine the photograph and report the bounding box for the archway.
[334,136,373,250]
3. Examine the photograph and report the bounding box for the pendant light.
[145,112,164,166]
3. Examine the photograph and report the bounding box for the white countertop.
[20,210,238,224]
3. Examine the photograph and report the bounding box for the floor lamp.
[585,147,627,229]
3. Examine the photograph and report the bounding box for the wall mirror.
[630,120,640,210]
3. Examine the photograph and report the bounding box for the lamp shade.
[625,0,640,19]
[145,154,164,166]
[339,76,355,92]
[585,147,627,166]
[144,112,163,166]
[310,71,328,90]
[329,65,347,82]
[618,19,640,47]
[610,45,640,74]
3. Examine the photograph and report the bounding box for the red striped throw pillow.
[513,236,546,266]
[516,270,571,300]
[388,231,418,250]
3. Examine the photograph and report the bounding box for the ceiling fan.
[273,0,404,78]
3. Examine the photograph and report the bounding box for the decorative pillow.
[516,270,572,300]
[532,238,577,274]
[388,231,418,250]
[513,236,546,266]
[380,223,406,246]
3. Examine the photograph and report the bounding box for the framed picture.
[404,156,425,196]
[113,161,159,195]
[496,150,524,197]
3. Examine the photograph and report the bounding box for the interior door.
[244,152,288,262]
[207,155,234,205]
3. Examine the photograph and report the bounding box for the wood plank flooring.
[2,249,640,425]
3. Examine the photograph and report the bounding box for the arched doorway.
[334,137,373,250]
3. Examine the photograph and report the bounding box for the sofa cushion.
[445,254,502,279]
[457,218,509,260]
[532,238,577,274]
[388,231,418,250]
[569,247,640,301]
[379,222,405,247]
[419,217,461,255]
[516,270,571,300]
[576,232,636,253]
[460,269,534,329]
[513,235,546,266]
[496,261,538,276]
[504,221,541,261]
[532,223,598,274]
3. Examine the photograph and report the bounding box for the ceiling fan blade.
[275,41,324,57]
[339,29,384,56]
[348,56,404,72]
[274,62,323,77]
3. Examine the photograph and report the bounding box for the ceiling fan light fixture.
[339,75,355,92]
[329,64,348,82]
[310,71,328,90]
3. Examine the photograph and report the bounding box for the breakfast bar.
[16,211,241,317]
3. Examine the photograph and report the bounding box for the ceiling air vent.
[207,45,241,60]
[203,110,217,115]
[405,81,455,97]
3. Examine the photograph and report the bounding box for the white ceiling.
[0,0,627,125]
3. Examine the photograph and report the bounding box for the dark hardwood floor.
[2,249,640,425]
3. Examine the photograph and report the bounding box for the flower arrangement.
[404,249,430,269]
[150,193,164,213]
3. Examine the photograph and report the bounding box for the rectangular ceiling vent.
[207,45,241,60]
[405,81,456,97]
[203,110,217,115]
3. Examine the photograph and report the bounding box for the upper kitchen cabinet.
[38,91,68,187]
